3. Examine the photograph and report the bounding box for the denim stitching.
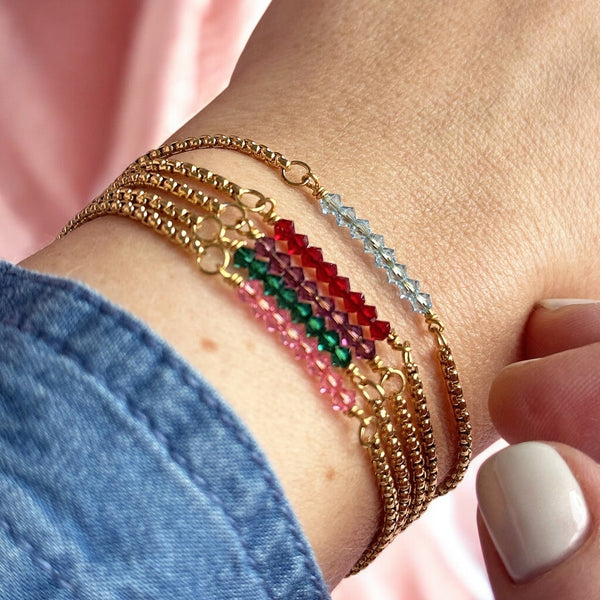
[0,326,274,600]
[0,264,326,597]
[0,517,80,598]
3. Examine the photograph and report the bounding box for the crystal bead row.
[234,247,352,368]
[272,219,391,344]
[319,193,432,313]
[238,280,356,412]
[254,236,378,360]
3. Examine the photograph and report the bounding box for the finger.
[490,299,600,460]
[477,442,598,600]
[525,299,600,358]
[489,341,600,460]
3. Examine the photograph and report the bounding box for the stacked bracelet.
[60,135,472,575]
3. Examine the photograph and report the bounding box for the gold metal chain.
[60,137,472,575]
[61,177,411,572]
[138,136,473,492]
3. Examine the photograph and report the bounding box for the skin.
[482,302,600,599]
[21,0,600,588]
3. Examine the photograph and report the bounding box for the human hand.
[477,299,600,598]
[21,1,600,585]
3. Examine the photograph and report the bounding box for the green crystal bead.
[331,346,352,368]
[318,330,340,353]
[291,302,312,323]
[233,246,255,268]
[248,259,269,280]
[305,315,326,337]
[277,287,298,309]
[263,274,284,296]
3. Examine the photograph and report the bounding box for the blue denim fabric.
[0,261,330,599]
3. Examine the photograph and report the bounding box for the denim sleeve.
[0,261,330,600]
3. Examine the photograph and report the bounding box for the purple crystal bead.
[269,251,291,275]
[283,266,304,286]
[297,280,318,301]
[255,234,382,363]
[355,338,376,360]
[314,295,335,315]
[341,324,363,345]
[254,237,275,258]
[330,310,349,327]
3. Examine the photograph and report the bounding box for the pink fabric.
[0,1,496,597]
[0,0,268,262]
[332,448,498,600]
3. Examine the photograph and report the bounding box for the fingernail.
[538,298,600,311]
[476,441,590,583]
[501,357,540,372]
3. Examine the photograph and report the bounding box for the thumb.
[488,299,600,459]
[476,441,598,599]
[477,299,600,599]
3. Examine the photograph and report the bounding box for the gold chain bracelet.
[59,137,472,575]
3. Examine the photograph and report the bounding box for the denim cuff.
[0,261,330,599]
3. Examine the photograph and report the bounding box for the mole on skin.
[200,337,218,352]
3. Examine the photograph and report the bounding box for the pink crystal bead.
[333,389,357,412]
[238,279,261,301]
[304,354,320,376]
[305,337,327,370]
[259,295,277,312]
[319,372,343,396]
[283,322,304,348]
[302,337,320,355]
[293,342,313,362]
[263,314,279,333]
[313,355,330,374]
[272,312,286,328]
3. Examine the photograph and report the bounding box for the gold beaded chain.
[112,157,436,530]
[61,185,410,572]
[127,135,472,498]
[118,150,466,566]
[59,138,472,575]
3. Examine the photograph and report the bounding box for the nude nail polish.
[476,442,590,583]
[538,298,600,311]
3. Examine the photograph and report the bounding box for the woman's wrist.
[20,0,600,587]
[18,132,499,586]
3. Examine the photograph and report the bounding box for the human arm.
[21,0,600,587]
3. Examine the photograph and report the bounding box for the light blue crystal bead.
[320,199,333,215]
[335,205,356,226]
[361,234,382,255]
[416,293,432,312]
[320,193,342,215]
[361,236,375,253]
[386,263,407,282]
[405,278,419,293]
[364,233,384,254]
[374,246,396,268]
[349,218,370,239]
[328,193,342,207]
